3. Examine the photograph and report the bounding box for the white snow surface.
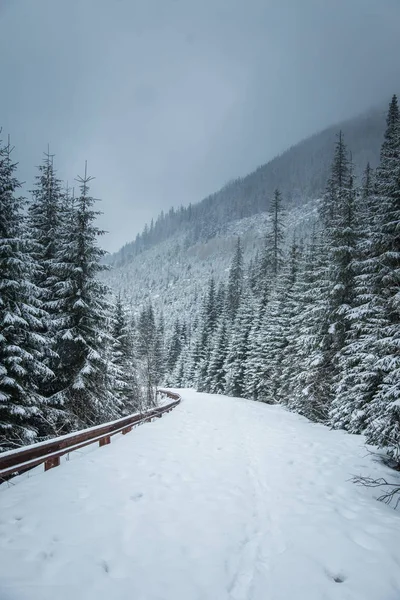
[1,390,400,600]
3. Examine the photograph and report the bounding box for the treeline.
[166,96,400,463]
[0,141,164,452]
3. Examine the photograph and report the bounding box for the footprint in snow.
[325,569,347,583]
[101,560,110,574]
[130,492,144,502]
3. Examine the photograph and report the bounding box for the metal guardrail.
[0,389,181,482]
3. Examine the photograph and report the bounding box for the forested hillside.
[105,96,400,465]
[109,107,385,267]
[163,96,400,463]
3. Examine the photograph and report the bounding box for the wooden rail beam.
[0,390,181,482]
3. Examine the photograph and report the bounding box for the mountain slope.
[1,390,399,600]
[104,200,317,326]
[109,106,385,268]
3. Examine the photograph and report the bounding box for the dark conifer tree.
[52,163,114,427]
[226,238,243,321]
[267,188,285,279]
[136,303,163,407]
[109,294,139,414]
[0,138,53,449]
[365,95,400,457]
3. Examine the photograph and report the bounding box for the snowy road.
[1,390,400,600]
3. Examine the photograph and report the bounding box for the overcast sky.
[1,0,399,251]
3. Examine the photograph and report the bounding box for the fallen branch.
[352,475,400,509]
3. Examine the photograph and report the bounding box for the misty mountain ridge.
[103,198,318,329]
[108,105,385,269]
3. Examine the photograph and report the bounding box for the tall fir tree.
[287,228,331,421]
[365,95,400,458]
[51,163,114,427]
[136,302,163,407]
[27,150,64,396]
[226,238,243,322]
[331,164,382,432]
[267,188,285,279]
[224,292,255,398]
[108,294,139,414]
[206,315,229,394]
[0,138,53,449]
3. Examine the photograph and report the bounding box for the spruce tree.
[206,316,229,394]
[256,286,285,404]
[52,163,114,427]
[287,228,331,421]
[226,238,243,321]
[27,150,64,395]
[303,132,357,418]
[331,164,381,432]
[109,294,139,414]
[243,302,264,401]
[365,95,400,458]
[224,293,255,398]
[167,320,184,375]
[194,278,219,391]
[276,238,303,405]
[136,303,163,407]
[0,138,53,449]
[267,188,285,279]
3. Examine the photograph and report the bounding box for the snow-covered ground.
[1,390,400,600]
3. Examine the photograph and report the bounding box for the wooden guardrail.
[0,389,181,482]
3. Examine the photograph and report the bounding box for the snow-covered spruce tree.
[0,138,53,450]
[267,188,285,279]
[51,164,116,428]
[276,237,303,405]
[215,281,226,318]
[166,319,185,375]
[184,321,202,388]
[205,314,229,394]
[108,294,140,414]
[136,302,163,407]
[364,95,400,458]
[243,191,286,404]
[194,277,219,391]
[253,189,285,300]
[156,312,166,386]
[287,227,331,421]
[256,284,286,404]
[169,349,187,388]
[243,301,264,401]
[330,164,382,432]
[224,292,255,398]
[297,131,356,419]
[226,238,243,322]
[328,156,361,427]
[26,151,64,395]
[165,320,190,387]
[277,240,309,406]
[28,150,63,288]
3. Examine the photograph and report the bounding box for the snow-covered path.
[1,390,400,600]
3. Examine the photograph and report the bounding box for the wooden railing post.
[44,456,60,471]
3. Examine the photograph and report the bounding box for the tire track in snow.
[226,402,286,600]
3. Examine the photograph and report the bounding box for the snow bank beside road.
[0,390,399,600]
